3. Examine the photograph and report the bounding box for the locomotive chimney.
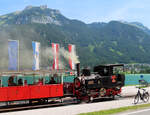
[76,63,80,77]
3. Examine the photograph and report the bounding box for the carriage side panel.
[49,84,63,97]
[56,84,63,97]
[0,87,8,101]
[30,85,42,99]
[16,86,30,100]
[8,87,18,101]
[39,85,50,98]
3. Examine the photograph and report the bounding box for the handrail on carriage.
[0,69,76,76]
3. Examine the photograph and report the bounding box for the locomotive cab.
[78,64,125,89]
[93,64,125,88]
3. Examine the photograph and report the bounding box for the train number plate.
[88,80,94,84]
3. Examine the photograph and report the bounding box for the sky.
[0,0,150,28]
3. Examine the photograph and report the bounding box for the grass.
[78,103,150,115]
[124,84,149,89]
[125,84,136,86]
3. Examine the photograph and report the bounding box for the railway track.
[0,96,134,113]
[0,100,77,113]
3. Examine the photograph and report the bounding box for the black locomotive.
[74,64,125,102]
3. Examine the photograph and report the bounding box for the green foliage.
[109,48,115,52]
[1,6,150,68]
[88,44,95,52]
[139,45,145,52]
[116,51,123,56]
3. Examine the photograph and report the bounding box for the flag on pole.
[68,44,76,70]
[52,43,59,70]
[8,40,19,71]
[32,41,40,70]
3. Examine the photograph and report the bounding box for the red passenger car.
[0,71,64,104]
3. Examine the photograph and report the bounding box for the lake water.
[125,74,150,85]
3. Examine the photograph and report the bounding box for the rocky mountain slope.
[0,5,150,68]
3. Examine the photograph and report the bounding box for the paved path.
[0,98,135,115]
[121,86,150,97]
[0,86,150,115]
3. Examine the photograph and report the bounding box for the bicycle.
[134,87,149,104]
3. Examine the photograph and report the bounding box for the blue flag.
[8,40,19,71]
[32,41,40,70]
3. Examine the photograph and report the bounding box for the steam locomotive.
[73,63,125,102]
[0,63,125,106]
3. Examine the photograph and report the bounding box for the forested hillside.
[0,6,150,68]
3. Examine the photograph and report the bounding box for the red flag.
[52,43,59,70]
[68,44,75,70]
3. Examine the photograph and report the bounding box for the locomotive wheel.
[39,98,47,103]
[100,88,106,97]
[74,78,81,89]
[85,96,91,103]
[111,95,115,100]
[76,96,81,104]
[85,96,93,103]
[29,100,33,105]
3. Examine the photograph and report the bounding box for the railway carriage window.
[49,77,56,84]
[23,75,38,86]
[16,75,24,86]
[24,80,27,85]
[18,78,23,86]
[48,74,61,84]
[1,76,9,87]
[104,68,108,75]
[55,74,62,84]
[24,75,34,85]
[38,78,43,85]
[102,67,110,76]
[8,75,17,86]
[32,75,43,85]
[113,66,124,74]
[0,80,1,87]
[0,76,2,87]
[44,75,50,84]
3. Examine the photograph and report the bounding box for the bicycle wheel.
[134,94,139,104]
[143,92,149,103]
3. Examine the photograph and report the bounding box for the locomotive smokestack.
[76,63,80,77]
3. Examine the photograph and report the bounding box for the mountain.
[130,22,150,35]
[1,5,150,69]
[0,5,70,26]
[119,21,150,35]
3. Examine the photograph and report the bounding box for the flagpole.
[39,42,40,70]
[18,40,19,72]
